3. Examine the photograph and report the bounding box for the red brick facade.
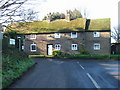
[22,31,111,55]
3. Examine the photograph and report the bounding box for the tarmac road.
[10,58,120,88]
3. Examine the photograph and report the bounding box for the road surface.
[10,58,120,88]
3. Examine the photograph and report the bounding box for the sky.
[23,0,119,26]
[22,0,119,42]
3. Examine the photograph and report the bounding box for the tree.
[72,9,82,19]
[18,8,38,22]
[0,0,28,23]
[66,9,82,20]
[111,26,120,43]
[43,12,65,21]
[60,13,65,19]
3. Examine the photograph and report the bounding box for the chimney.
[48,13,52,22]
[65,10,71,22]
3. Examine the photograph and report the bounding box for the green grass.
[2,46,35,89]
[29,55,54,58]
[29,54,120,60]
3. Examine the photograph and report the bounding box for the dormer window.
[93,32,100,37]
[71,32,77,38]
[30,34,36,39]
[54,33,60,38]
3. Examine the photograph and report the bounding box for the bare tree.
[18,8,38,22]
[111,26,120,43]
[0,0,28,23]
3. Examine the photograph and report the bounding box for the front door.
[47,45,53,55]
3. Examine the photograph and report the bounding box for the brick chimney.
[48,13,52,22]
[65,10,71,22]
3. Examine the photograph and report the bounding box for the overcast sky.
[22,0,119,42]
[23,0,119,26]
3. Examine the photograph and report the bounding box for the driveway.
[10,58,120,88]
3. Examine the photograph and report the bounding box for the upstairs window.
[72,44,77,50]
[55,44,61,50]
[30,34,36,39]
[93,43,100,50]
[71,32,77,38]
[54,33,60,38]
[30,43,37,52]
[93,32,100,37]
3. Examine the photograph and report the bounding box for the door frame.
[47,44,53,55]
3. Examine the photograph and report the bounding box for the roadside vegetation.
[2,46,35,89]
[29,50,120,60]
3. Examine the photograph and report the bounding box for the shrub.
[2,47,35,89]
[53,50,62,56]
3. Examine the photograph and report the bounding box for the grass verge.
[29,54,120,60]
[2,47,35,89]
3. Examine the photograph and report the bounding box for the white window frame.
[22,45,24,50]
[71,32,77,38]
[30,34,36,39]
[10,39,15,45]
[93,32,100,37]
[54,33,60,38]
[55,44,61,50]
[93,43,100,50]
[71,44,78,50]
[30,43,37,52]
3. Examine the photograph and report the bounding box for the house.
[6,15,111,55]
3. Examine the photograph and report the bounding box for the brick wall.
[23,31,111,55]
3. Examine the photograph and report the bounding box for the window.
[55,44,61,50]
[71,32,77,38]
[22,45,24,50]
[30,43,37,52]
[10,39,15,45]
[94,43,100,50]
[54,33,60,38]
[72,44,77,50]
[30,34,36,39]
[93,32,100,37]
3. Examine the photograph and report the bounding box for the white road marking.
[79,65,85,70]
[77,62,85,70]
[87,73,100,88]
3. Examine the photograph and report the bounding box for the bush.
[2,47,35,89]
[53,50,62,56]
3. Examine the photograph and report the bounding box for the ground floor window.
[72,44,77,50]
[22,45,24,50]
[10,39,15,45]
[94,43,100,50]
[55,44,61,50]
[30,43,37,52]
